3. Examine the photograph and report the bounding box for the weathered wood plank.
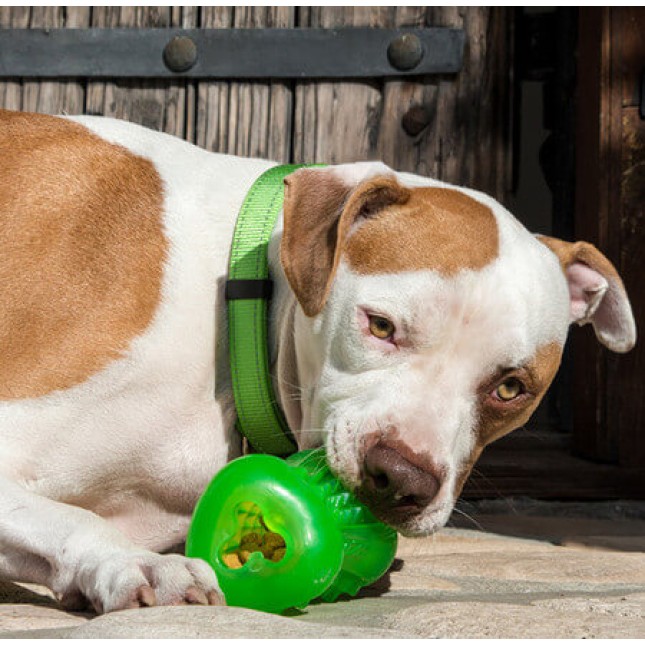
[574,8,624,464]
[180,7,199,144]
[377,7,436,176]
[618,7,645,107]
[193,8,233,151]
[293,7,513,203]
[227,6,294,160]
[85,7,195,137]
[0,7,30,111]
[424,7,512,199]
[573,8,645,470]
[0,7,90,114]
[612,107,645,467]
[463,429,645,500]
[293,7,393,164]
[572,8,609,462]
[0,5,512,194]
[195,7,294,161]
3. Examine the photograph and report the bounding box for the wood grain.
[0,6,514,200]
[0,7,30,111]
[574,8,645,469]
[85,7,196,137]
[195,7,294,161]
[292,7,513,202]
[1,7,89,115]
[618,7,645,107]
[293,7,393,165]
[612,107,645,468]
[463,429,645,500]
[573,8,617,462]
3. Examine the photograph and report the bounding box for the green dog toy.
[185,448,397,614]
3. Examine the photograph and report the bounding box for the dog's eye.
[495,378,524,401]
[368,315,395,340]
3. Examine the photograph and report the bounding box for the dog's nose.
[358,444,441,520]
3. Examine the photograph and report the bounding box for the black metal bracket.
[0,28,464,79]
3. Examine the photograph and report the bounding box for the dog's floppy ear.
[281,168,410,317]
[538,235,636,352]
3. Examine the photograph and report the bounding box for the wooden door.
[574,8,645,471]
[0,7,513,197]
[464,7,645,500]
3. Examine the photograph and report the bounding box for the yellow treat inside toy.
[222,520,286,569]
[222,552,244,569]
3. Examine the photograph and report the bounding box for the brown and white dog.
[0,110,636,613]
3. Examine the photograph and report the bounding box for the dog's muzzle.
[355,443,443,525]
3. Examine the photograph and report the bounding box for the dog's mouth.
[327,455,451,537]
[354,486,427,529]
[323,422,454,537]
[358,495,451,537]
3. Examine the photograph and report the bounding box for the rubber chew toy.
[185,448,398,614]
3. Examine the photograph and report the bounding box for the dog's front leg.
[0,475,222,613]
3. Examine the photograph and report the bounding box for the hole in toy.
[220,501,287,569]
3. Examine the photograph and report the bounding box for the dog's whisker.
[272,374,310,393]
[468,466,506,502]
[451,506,485,532]
[290,448,333,479]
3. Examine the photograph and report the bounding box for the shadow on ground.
[450,498,645,552]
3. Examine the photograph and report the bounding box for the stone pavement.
[1,500,644,638]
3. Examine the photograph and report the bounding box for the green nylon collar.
[226,164,311,456]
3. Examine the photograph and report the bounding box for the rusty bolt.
[401,105,432,137]
[163,36,198,73]
[387,33,424,71]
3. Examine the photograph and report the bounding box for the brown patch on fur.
[537,235,624,287]
[454,341,563,498]
[281,171,411,317]
[0,110,167,399]
[345,186,499,276]
[538,235,635,353]
[453,445,484,501]
[281,170,498,317]
[476,341,563,446]
[281,169,352,318]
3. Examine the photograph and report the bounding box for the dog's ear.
[538,235,636,352]
[281,168,410,317]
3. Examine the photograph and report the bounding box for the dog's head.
[278,164,636,536]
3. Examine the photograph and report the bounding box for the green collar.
[225,164,308,456]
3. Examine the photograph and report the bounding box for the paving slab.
[1,504,644,638]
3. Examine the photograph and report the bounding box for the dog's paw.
[71,551,223,614]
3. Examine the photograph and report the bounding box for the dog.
[0,109,636,613]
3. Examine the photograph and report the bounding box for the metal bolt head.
[163,36,197,73]
[401,105,432,137]
[387,33,424,71]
